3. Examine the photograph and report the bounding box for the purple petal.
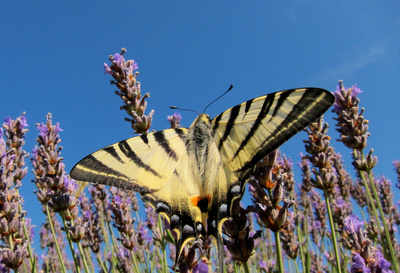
[351,84,362,97]
[193,262,208,273]
[54,122,63,134]
[351,252,370,273]
[104,63,113,75]
[37,123,49,137]
[19,115,28,129]
[113,53,124,66]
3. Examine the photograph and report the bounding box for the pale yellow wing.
[212,88,334,181]
[70,128,204,257]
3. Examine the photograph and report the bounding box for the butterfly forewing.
[71,128,192,193]
[212,88,334,180]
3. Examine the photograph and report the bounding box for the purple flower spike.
[193,261,209,273]
[351,252,370,273]
[344,215,364,234]
[36,123,49,138]
[104,49,153,134]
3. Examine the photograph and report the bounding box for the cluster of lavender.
[0,50,399,273]
[0,115,33,272]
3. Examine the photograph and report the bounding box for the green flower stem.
[243,261,250,273]
[157,215,169,273]
[292,202,306,272]
[130,249,141,272]
[96,252,108,273]
[353,150,380,234]
[7,233,13,250]
[102,200,118,269]
[354,149,398,271]
[294,259,300,273]
[99,210,111,253]
[323,189,341,273]
[45,205,67,273]
[77,238,92,273]
[274,230,284,273]
[59,212,81,273]
[84,247,94,273]
[303,210,311,273]
[17,201,37,271]
[61,210,91,273]
[365,169,399,272]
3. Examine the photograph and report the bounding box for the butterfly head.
[190,114,212,139]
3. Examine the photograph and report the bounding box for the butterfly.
[70,87,334,270]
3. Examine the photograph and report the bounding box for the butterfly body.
[70,88,334,270]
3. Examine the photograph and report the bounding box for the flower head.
[168,112,182,129]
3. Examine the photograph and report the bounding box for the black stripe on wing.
[153,131,179,161]
[71,154,154,193]
[231,91,276,159]
[243,98,254,119]
[72,154,129,182]
[217,105,241,150]
[236,89,334,176]
[103,146,124,163]
[118,140,162,178]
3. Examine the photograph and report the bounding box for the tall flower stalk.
[248,150,295,273]
[104,48,153,134]
[31,113,90,273]
[333,81,399,272]
[303,118,342,273]
[0,115,34,272]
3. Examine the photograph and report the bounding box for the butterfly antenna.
[203,85,233,113]
[169,106,200,115]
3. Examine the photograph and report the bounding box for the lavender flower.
[376,177,394,215]
[108,187,137,250]
[115,248,134,273]
[79,194,103,253]
[193,260,209,273]
[2,114,29,187]
[350,252,370,273]
[0,242,28,270]
[333,81,368,150]
[344,215,394,272]
[168,112,182,129]
[303,118,337,191]
[0,115,32,271]
[39,214,72,272]
[104,48,153,134]
[280,211,299,259]
[223,208,261,263]
[394,160,400,189]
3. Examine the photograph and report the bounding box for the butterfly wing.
[70,128,205,260]
[211,88,334,204]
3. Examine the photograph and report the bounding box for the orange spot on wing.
[191,196,202,206]
[191,195,211,206]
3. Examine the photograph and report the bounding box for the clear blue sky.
[1,1,399,253]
